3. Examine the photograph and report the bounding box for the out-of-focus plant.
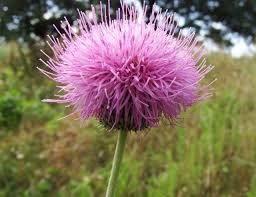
[1,0,256,45]
[0,42,63,133]
[0,92,22,132]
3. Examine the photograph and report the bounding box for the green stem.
[106,129,128,197]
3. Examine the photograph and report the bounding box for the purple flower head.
[39,1,214,131]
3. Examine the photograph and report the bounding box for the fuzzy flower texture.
[39,2,214,131]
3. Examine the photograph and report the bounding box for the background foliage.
[1,0,256,45]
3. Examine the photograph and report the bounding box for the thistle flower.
[39,1,213,132]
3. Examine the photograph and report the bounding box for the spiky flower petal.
[39,2,214,131]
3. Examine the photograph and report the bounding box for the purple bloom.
[39,2,214,131]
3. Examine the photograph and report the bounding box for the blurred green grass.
[0,43,256,197]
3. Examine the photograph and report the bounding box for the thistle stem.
[106,129,128,197]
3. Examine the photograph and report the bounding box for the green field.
[0,44,256,197]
